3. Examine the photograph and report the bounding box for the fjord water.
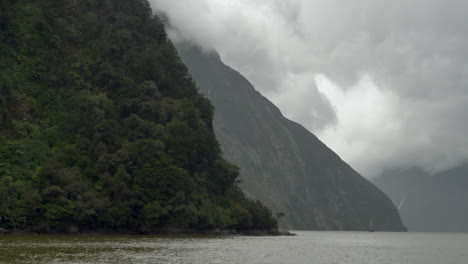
[1,231,467,264]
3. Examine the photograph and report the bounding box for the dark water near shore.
[1,231,467,264]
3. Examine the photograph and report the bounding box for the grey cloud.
[150,0,468,177]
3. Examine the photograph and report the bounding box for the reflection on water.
[1,231,468,264]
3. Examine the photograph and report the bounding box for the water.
[1,231,467,264]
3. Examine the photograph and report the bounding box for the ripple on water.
[1,232,468,264]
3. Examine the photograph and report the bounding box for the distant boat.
[368,218,375,232]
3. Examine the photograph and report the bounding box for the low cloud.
[151,0,468,177]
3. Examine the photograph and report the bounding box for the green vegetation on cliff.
[0,0,277,233]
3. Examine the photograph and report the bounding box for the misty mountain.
[372,166,468,232]
[175,43,406,231]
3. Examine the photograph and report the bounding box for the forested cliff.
[0,0,277,233]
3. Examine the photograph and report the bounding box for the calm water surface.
[1,231,467,264]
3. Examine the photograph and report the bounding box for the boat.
[368,218,375,232]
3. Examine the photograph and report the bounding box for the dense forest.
[0,0,277,233]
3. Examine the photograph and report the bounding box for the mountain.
[372,166,468,232]
[175,43,406,231]
[0,0,277,233]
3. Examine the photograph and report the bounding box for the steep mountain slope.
[0,0,277,233]
[372,166,468,232]
[176,43,406,231]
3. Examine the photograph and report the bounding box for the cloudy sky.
[150,0,468,178]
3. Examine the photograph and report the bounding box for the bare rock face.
[176,43,406,231]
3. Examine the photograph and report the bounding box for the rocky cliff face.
[176,43,406,231]
[373,166,468,232]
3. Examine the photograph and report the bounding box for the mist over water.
[2,232,468,264]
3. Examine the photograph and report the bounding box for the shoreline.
[0,228,296,237]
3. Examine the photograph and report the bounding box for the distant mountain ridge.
[372,165,468,232]
[176,43,406,231]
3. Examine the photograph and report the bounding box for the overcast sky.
[150,0,468,178]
